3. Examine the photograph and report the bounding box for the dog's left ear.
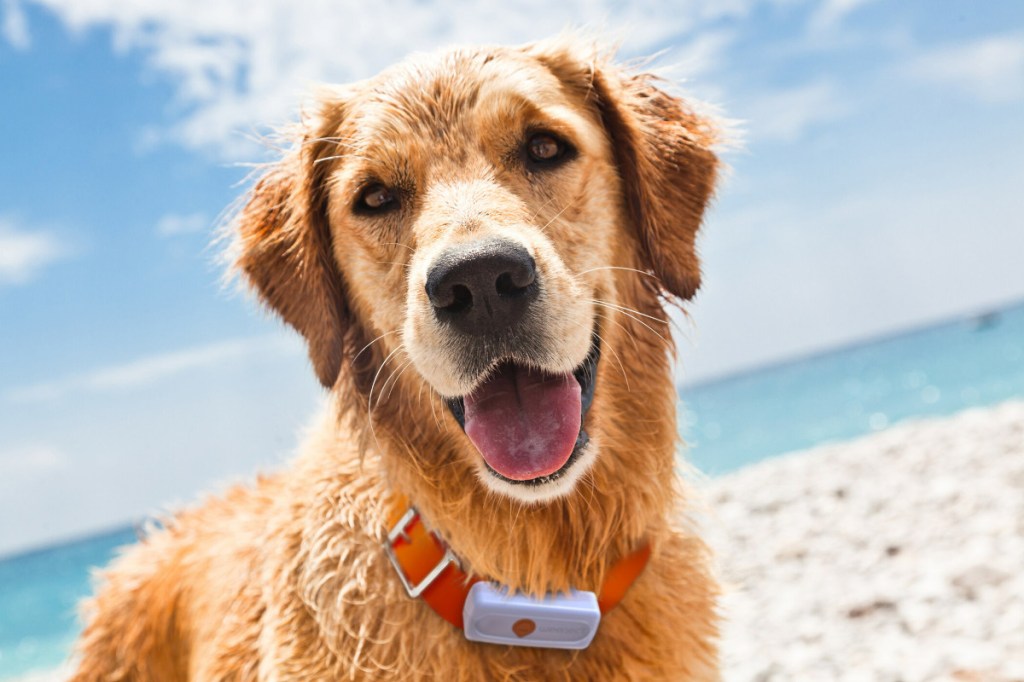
[532,41,720,301]
[233,102,351,388]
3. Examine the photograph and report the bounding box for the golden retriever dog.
[71,35,721,681]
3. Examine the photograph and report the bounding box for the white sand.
[11,402,1023,682]
[706,400,1024,682]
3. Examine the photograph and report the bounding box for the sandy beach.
[708,400,1024,681]
[10,401,1023,681]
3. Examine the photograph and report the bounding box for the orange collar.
[384,501,651,630]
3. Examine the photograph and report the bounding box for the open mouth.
[446,335,600,486]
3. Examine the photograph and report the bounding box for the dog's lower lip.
[445,334,601,485]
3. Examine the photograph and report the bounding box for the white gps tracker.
[462,582,602,650]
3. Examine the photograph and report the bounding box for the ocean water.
[2,302,1022,679]
[679,301,1024,475]
[0,527,138,679]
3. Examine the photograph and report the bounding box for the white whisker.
[590,298,667,325]
[577,265,658,280]
[367,344,407,447]
[352,329,402,365]
[592,301,670,346]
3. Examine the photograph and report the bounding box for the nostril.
[495,271,531,298]
[449,284,473,312]
[495,252,537,298]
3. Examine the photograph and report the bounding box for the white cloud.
[3,334,303,403]
[2,0,30,49]
[807,0,881,34]
[664,29,738,82]
[904,33,1024,103]
[24,0,747,157]
[0,218,68,285]
[156,211,208,237]
[742,79,848,142]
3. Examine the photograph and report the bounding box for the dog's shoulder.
[69,476,284,680]
[71,411,393,680]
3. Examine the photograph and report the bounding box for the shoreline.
[7,400,1023,682]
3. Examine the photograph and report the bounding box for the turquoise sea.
[2,301,1022,679]
[679,301,1024,475]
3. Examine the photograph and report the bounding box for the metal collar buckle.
[384,507,461,599]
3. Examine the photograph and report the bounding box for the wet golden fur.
[71,36,722,680]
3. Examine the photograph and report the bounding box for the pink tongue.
[463,363,582,481]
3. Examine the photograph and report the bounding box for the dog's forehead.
[346,48,573,147]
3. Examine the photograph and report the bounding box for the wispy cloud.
[156,211,209,237]
[24,0,753,157]
[657,29,737,80]
[3,334,303,403]
[742,79,849,143]
[904,33,1024,103]
[807,0,882,35]
[2,0,30,49]
[0,217,69,285]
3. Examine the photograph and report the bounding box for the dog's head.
[233,37,718,504]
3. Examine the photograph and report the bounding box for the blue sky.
[1,0,1023,555]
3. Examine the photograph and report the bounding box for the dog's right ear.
[233,104,350,389]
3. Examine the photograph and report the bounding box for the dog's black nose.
[426,239,538,335]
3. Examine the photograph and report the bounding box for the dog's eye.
[357,184,397,212]
[528,134,561,161]
[525,132,571,166]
